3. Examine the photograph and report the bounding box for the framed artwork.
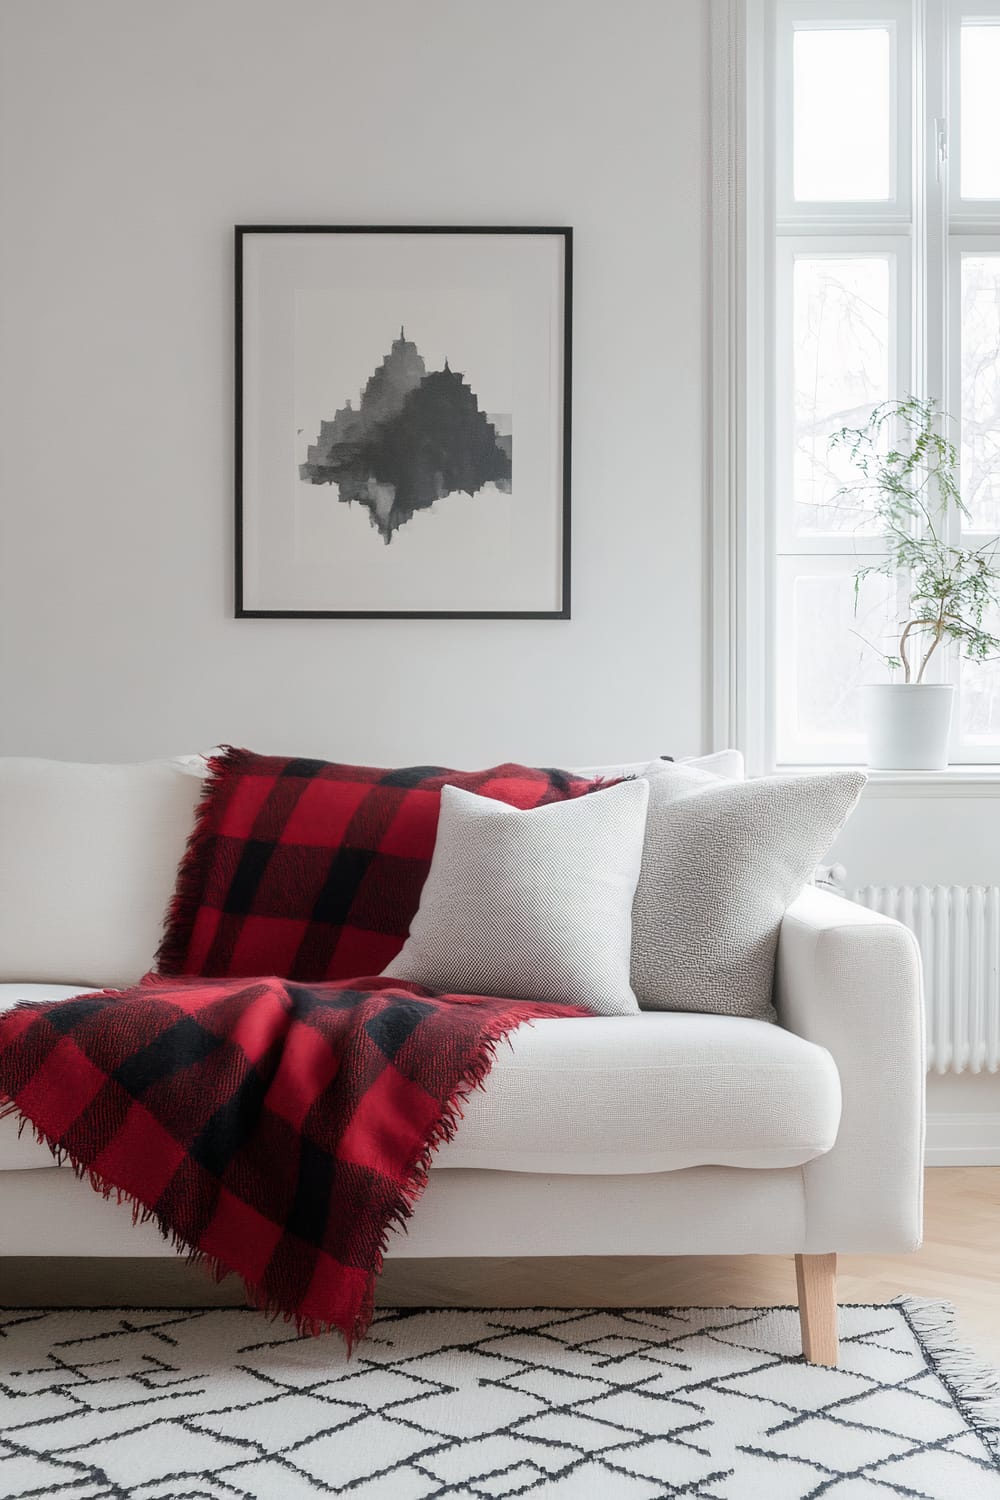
[235,225,572,619]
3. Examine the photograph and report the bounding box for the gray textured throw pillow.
[385,778,650,1015]
[631,768,866,1019]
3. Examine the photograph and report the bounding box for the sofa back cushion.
[0,757,204,988]
[156,748,608,983]
[680,749,745,780]
[569,750,745,782]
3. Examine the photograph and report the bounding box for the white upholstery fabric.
[681,749,744,779]
[435,1011,840,1172]
[776,886,925,1253]
[570,757,663,779]
[396,1165,806,1257]
[0,758,203,988]
[569,750,744,781]
[0,986,841,1175]
[387,781,649,1014]
[0,1164,808,1258]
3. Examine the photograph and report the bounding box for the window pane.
[792,257,891,534]
[960,25,1000,200]
[779,564,899,759]
[961,255,1000,531]
[961,601,1000,743]
[793,29,891,201]
[961,653,1000,744]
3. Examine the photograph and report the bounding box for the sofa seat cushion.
[433,1011,841,1173]
[0,987,842,1175]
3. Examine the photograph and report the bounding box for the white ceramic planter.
[862,683,955,770]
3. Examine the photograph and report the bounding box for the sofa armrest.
[775,885,925,1253]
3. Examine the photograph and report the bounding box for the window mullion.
[911,1,956,706]
[916,0,945,409]
[745,0,1000,766]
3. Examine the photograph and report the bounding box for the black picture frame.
[234,225,572,620]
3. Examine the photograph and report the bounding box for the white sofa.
[0,757,925,1367]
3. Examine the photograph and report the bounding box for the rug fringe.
[895,1295,1000,1461]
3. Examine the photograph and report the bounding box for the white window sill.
[776,765,1000,797]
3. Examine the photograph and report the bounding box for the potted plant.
[830,396,1000,770]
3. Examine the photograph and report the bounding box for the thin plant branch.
[828,397,1000,693]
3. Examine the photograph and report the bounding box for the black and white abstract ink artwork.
[236,227,571,619]
[299,329,513,545]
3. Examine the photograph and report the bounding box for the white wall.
[0,0,708,769]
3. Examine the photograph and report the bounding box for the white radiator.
[848,884,1000,1075]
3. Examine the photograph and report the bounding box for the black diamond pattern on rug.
[0,1304,997,1498]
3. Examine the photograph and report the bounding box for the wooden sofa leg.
[795,1253,838,1366]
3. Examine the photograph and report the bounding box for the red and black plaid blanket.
[156,749,602,983]
[0,976,583,1345]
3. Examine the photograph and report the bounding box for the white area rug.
[1,1302,998,1498]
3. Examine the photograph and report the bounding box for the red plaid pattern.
[0,976,585,1344]
[156,749,606,982]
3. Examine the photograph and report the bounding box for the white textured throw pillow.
[385,779,650,1015]
[631,767,866,1019]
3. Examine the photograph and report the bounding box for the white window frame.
[774,0,913,226]
[711,0,1000,773]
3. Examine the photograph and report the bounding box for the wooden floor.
[3,1167,997,1361]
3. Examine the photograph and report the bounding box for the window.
[750,0,1000,766]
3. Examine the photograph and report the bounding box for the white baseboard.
[925,1111,1000,1166]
